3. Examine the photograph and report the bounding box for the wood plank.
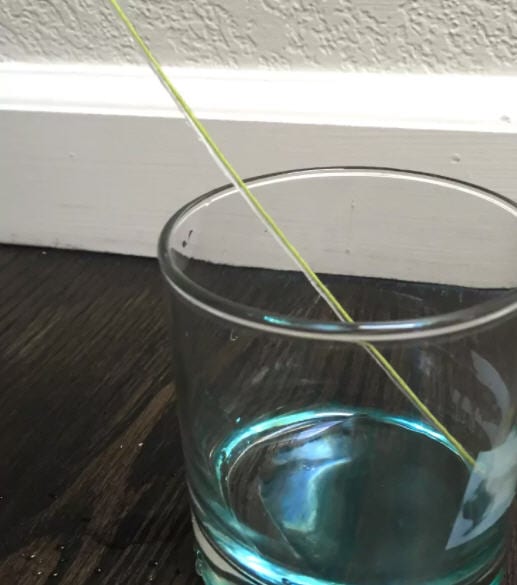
[0,245,196,584]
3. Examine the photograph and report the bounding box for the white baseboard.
[1,62,517,259]
[3,62,517,130]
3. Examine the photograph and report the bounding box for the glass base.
[193,517,505,585]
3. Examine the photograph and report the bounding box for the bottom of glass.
[196,408,504,585]
[193,517,504,585]
[191,408,507,585]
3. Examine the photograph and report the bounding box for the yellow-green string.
[106,0,475,468]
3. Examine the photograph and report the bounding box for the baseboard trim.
[1,62,517,258]
[3,62,517,130]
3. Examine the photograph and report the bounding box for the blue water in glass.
[196,409,504,585]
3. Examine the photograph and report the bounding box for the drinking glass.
[158,168,517,585]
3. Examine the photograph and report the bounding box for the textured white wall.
[1,0,517,73]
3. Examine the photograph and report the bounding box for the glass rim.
[158,166,517,342]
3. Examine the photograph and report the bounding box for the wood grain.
[0,245,195,584]
[0,245,514,584]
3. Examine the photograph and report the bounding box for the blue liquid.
[196,409,504,585]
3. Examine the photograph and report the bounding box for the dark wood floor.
[0,245,514,584]
[0,245,193,584]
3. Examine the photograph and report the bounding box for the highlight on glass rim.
[107,2,516,585]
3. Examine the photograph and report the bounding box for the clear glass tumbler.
[158,168,517,585]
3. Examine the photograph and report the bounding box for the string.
[106,0,475,468]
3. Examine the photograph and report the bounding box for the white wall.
[1,0,517,73]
